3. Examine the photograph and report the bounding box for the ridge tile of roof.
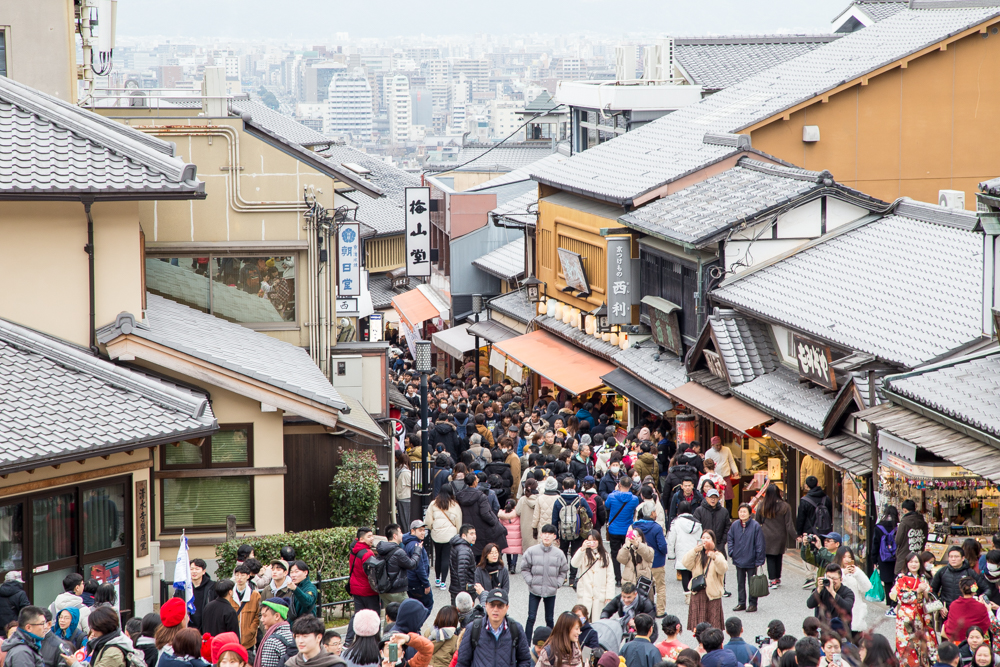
[487,289,536,324]
[531,5,1000,204]
[231,99,333,147]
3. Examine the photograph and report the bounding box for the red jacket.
[349,541,376,597]
[943,596,992,643]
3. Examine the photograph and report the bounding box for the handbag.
[636,576,652,599]
[923,592,944,614]
[689,574,707,592]
[748,567,770,599]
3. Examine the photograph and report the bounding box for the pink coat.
[499,509,521,554]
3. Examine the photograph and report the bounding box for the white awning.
[431,324,479,360]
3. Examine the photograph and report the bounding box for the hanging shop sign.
[606,236,632,324]
[337,222,360,296]
[336,297,359,315]
[557,248,591,296]
[883,454,978,479]
[641,295,683,356]
[793,334,837,391]
[405,186,432,277]
[369,312,384,342]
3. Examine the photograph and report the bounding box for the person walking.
[346,528,380,644]
[668,501,702,603]
[896,499,929,580]
[571,530,616,623]
[754,485,796,591]
[535,613,583,667]
[552,477,595,586]
[499,499,522,575]
[396,450,413,529]
[632,505,669,618]
[426,485,463,591]
[521,524,569,641]
[832,546,871,633]
[515,480,540,554]
[617,529,654,589]
[403,520,433,611]
[796,476,833,589]
[705,437,739,509]
[453,589,531,667]
[606,476,642,586]
[449,525,478,607]
[424,606,459,667]
[727,503,766,613]
[890,552,938,666]
[473,544,510,606]
[693,488,731,598]
[375,524,421,606]
[874,505,900,617]
[681,529,728,632]
[456,474,507,559]
[533,477,562,543]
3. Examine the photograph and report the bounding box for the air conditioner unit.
[615,45,636,82]
[939,189,966,210]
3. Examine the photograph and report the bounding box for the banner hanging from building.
[338,222,360,296]
[607,236,632,324]
[405,186,432,277]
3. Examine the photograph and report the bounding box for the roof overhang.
[102,333,344,429]
[0,188,207,202]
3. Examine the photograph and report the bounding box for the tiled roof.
[231,99,333,147]
[851,1,910,22]
[535,314,621,361]
[731,366,837,435]
[886,351,1000,438]
[368,272,416,310]
[321,144,420,236]
[0,317,216,471]
[336,394,386,440]
[450,143,556,173]
[466,151,570,192]
[818,433,873,475]
[472,237,526,281]
[675,35,842,91]
[713,205,985,368]
[487,289,537,324]
[619,158,883,246]
[532,5,1000,204]
[612,342,688,395]
[708,308,779,385]
[491,186,539,227]
[97,294,347,411]
[524,90,560,114]
[0,76,204,199]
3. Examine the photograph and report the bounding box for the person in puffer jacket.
[498,500,522,574]
[0,573,30,630]
[449,526,478,606]
[668,501,702,600]
[520,525,569,641]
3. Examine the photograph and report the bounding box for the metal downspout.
[83,200,99,355]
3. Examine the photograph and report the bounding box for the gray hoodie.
[520,542,569,597]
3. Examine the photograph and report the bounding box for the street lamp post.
[411,340,432,522]
[472,293,483,380]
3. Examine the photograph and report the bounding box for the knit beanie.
[354,609,381,637]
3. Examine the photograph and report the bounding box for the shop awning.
[857,402,1000,484]
[766,422,849,472]
[667,381,771,436]
[601,368,674,415]
[391,284,450,328]
[494,329,614,396]
[818,434,873,476]
[431,324,478,360]
[467,319,519,345]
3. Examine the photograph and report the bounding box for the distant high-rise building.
[385,74,411,144]
[324,74,373,143]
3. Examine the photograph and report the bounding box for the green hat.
[262,598,289,620]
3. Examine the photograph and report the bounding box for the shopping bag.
[749,567,770,598]
[865,568,884,602]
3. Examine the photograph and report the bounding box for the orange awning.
[766,422,848,471]
[493,329,615,396]
[667,381,771,436]
[392,289,442,329]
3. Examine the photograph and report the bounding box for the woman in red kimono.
[890,552,939,667]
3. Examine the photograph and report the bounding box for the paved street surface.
[425,551,894,647]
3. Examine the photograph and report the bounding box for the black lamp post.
[472,293,483,380]
[410,340,432,523]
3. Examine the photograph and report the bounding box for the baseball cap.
[822,532,843,543]
[705,488,720,498]
[409,519,427,531]
[583,475,595,484]
[270,559,289,571]
[485,588,509,605]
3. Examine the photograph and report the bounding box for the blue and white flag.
[172,531,196,614]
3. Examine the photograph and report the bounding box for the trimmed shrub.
[216,527,356,608]
[330,448,380,528]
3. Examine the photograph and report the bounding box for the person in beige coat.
[533,476,561,536]
[571,530,617,622]
[425,485,463,588]
[680,528,728,632]
[616,529,654,587]
[515,480,540,553]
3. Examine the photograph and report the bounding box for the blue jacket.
[455,618,531,667]
[701,649,739,667]
[724,638,761,667]
[575,409,596,429]
[727,518,766,569]
[621,637,661,667]
[605,490,641,536]
[632,519,668,568]
[402,532,431,591]
[552,492,595,533]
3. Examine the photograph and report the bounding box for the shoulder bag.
[748,566,770,599]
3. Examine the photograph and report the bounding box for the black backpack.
[273,633,299,664]
[805,496,833,535]
[363,546,397,594]
[469,618,522,663]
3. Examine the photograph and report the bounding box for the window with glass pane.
[210,256,295,324]
[33,493,75,564]
[0,502,23,572]
[82,484,126,554]
[164,441,204,467]
[145,258,210,313]
[84,558,122,609]
[162,477,251,529]
[211,429,248,464]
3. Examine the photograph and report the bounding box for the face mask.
[610,466,620,474]
[989,563,1000,574]
[925,562,934,571]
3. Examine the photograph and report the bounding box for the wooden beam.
[154,466,286,479]
[0,458,153,498]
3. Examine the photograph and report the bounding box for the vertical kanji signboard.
[338,222,360,296]
[405,186,431,277]
[606,236,631,325]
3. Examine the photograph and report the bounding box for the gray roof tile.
[713,208,985,367]
[0,77,204,198]
[466,152,571,192]
[487,289,537,324]
[853,1,910,22]
[491,188,539,227]
[231,99,333,147]
[472,237,526,281]
[708,308,779,385]
[532,5,1000,204]
[535,314,621,361]
[368,272,417,310]
[448,143,556,173]
[97,294,346,411]
[731,366,837,435]
[0,316,215,470]
[612,342,688,395]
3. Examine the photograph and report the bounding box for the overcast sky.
[117,0,849,40]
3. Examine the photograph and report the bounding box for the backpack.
[804,496,833,535]
[877,525,897,562]
[100,644,149,667]
[273,633,299,665]
[455,416,470,443]
[468,448,488,472]
[559,497,585,541]
[468,617,522,664]
[363,546,396,594]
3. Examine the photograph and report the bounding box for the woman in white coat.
[667,499,702,601]
[571,529,617,622]
[515,479,540,552]
[833,546,871,632]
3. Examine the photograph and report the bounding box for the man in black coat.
[805,563,855,626]
[375,523,422,604]
[932,546,992,606]
[600,583,658,642]
[455,474,506,557]
[449,525,478,606]
[693,489,732,555]
[429,417,461,463]
[0,573,31,629]
[894,498,929,575]
[795,477,833,537]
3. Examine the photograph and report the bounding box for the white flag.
[173,531,196,614]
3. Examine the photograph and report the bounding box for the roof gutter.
[83,199,99,356]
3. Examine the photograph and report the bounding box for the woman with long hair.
[890,552,938,666]
[755,484,796,589]
[681,529,727,632]
[965,539,984,574]
[875,504,900,614]
[833,546,871,632]
[422,606,458,667]
[571,530,616,622]
[395,449,412,528]
[425,484,462,590]
[499,499,521,574]
[473,543,510,605]
[342,609,382,667]
[536,613,582,667]
[860,635,899,667]
[515,479,540,552]
[518,423,535,458]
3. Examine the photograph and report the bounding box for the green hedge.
[216,527,357,608]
